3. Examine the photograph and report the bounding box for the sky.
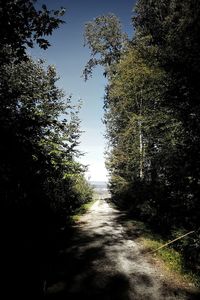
[32,0,136,182]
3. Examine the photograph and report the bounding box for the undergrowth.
[131,220,200,288]
[70,197,97,223]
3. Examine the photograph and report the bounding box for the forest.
[84,0,200,284]
[1,0,200,297]
[1,0,93,296]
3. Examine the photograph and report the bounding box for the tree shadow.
[44,200,200,300]
[44,223,133,299]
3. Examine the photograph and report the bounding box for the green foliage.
[0,1,93,296]
[72,175,94,204]
[0,0,92,224]
[84,0,200,278]
[105,48,181,209]
[118,217,200,287]
[142,235,200,287]
[0,56,86,214]
[83,14,128,79]
[0,0,65,63]
[70,198,96,224]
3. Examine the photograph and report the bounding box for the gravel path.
[46,199,199,299]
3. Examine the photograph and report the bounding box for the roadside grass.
[143,238,199,285]
[69,197,200,288]
[70,195,98,223]
[129,220,200,288]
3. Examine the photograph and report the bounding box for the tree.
[0,1,93,296]
[0,0,65,63]
[105,48,181,213]
[1,56,89,296]
[132,0,200,226]
[83,14,128,79]
[84,3,200,272]
[104,0,200,272]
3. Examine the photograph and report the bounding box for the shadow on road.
[44,200,200,300]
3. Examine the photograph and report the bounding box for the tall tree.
[133,0,200,228]
[84,2,200,272]
[83,14,128,79]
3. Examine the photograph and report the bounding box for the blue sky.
[32,0,136,181]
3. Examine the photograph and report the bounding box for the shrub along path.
[45,199,199,299]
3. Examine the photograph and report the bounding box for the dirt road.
[46,199,199,299]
